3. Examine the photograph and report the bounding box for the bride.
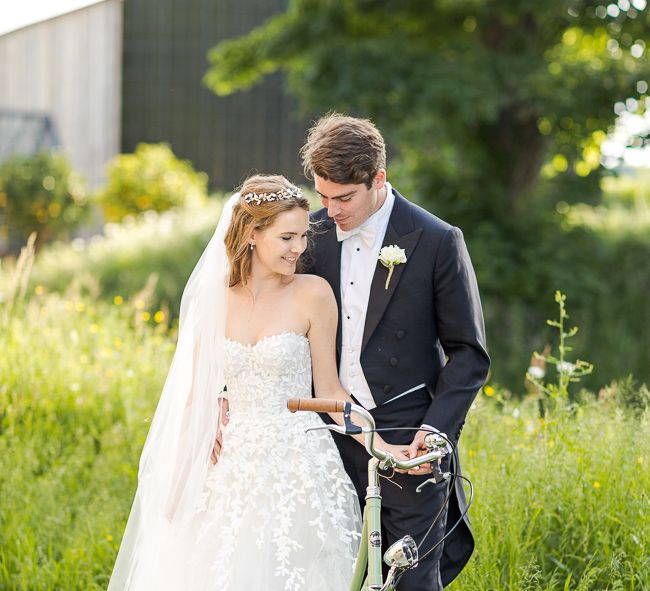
[108,174,407,590]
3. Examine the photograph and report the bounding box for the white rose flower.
[379,245,407,265]
[378,245,407,289]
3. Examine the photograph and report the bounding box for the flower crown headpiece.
[242,187,302,205]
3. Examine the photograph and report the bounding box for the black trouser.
[332,430,449,591]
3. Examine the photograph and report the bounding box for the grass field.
[1,290,648,590]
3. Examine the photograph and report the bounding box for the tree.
[204,0,650,226]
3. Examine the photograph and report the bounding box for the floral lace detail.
[191,332,360,591]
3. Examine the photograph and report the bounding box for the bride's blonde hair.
[224,174,310,287]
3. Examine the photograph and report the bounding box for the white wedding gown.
[184,331,361,590]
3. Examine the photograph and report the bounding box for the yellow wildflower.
[142,311,151,321]
[34,285,45,295]
[484,385,495,397]
[154,310,165,323]
[113,295,123,306]
[593,481,601,489]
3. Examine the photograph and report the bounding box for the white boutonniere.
[378,245,407,290]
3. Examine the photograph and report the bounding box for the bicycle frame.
[287,398,449,591]
[349,457,383,591]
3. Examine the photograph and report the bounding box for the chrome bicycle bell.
[384,535,418,568]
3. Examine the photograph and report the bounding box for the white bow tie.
[336,224,376,248]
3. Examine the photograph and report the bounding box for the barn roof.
[0,0,107,37]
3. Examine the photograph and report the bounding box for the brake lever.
[304,402,363,436]
[415,462,451,493]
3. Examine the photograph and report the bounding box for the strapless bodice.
[223,332,312,416]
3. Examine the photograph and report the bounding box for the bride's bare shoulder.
[293,274,335,305]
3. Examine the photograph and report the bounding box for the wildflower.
[142,311,151,321]
[593,481,601,489]
[484,385,495,397]
[154,310,165,324]
[527,366,545,379]
[557,361,576,375]
[106,534,113,542]
[34,285,45,295]
[113,295,123,306]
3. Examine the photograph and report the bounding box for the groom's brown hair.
[300,113,386,189]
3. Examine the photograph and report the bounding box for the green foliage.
[202,1,650,389]
[19,187,649,389]
[0,151,88,251]
[440,180,649,391]
[526,291,593,412]
[21,199,224,313]
[599,375,650,417]
[96,143,208,222]
[204,0,650,224]
[1,284,648,588]
[454,390,650,590]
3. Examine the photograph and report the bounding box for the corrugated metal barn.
[0,0,307,190]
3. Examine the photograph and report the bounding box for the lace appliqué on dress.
[191,333,360,591]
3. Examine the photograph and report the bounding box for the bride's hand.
[211,398,230,465]
[210,430,223,465]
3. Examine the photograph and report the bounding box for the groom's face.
[314,171,386,231]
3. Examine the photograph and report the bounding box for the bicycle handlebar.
[287,398,448,471]
[287,398,347,413]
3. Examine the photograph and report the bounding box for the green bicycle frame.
[349,457,385,591]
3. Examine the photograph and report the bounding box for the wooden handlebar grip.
[287,398,346,413]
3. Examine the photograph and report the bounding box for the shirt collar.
[363,181,394,230]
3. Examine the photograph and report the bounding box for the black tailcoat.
[305,187,490,587]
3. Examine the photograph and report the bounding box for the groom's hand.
[406,430,434,475]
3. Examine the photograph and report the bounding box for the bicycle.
[288,397,471,591]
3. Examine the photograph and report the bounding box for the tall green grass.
[0,290,173,590]
[1,292,648,589]
[453,394,650,590]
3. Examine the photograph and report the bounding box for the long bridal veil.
[108,194,238,590]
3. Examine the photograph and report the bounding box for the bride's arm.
[303,276,406,457]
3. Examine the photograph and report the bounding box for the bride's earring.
[250,243,255,251]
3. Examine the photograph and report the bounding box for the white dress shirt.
[338,182,395,409]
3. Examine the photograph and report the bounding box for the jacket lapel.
[314,221,343,352]
[361,193,422,353]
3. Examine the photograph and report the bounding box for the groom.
[302,113,490,590]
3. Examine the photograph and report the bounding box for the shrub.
[25,199,223,314]
[0,151,88,252]
[96,143,208,222]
